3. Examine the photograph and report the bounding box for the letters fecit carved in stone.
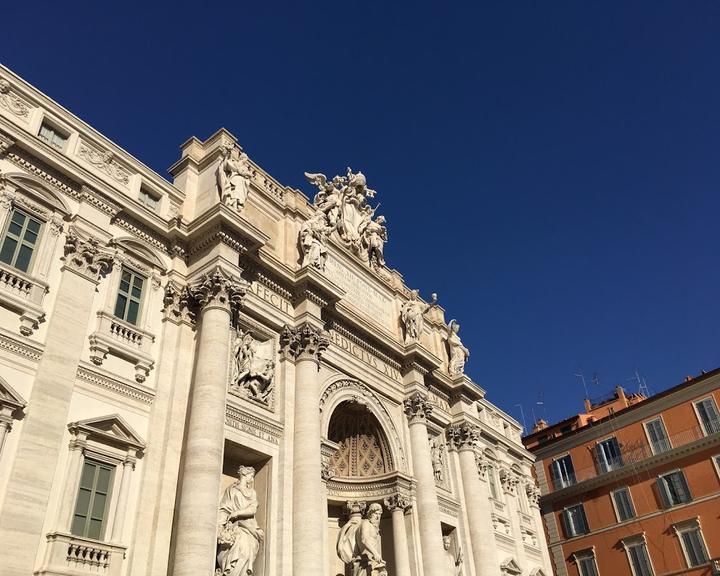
[403,394,433,424]
[447,422,479,450]
[279,324,330,363]
[188,269,248,315]
[62,229,114,281]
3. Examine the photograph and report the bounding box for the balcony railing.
[551,423,717,491]
[40,532,127,576]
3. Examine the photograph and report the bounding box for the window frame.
[610,486,636,523]
[712,454,720,482]
[70,456,116,541]
[137,186,161,212]
[643,416,672,455]
[113,265,147,326]
[621,535,655,576]
[37,120,70,152]
[657,469,692,508]
[594,436,623,474]
[0,207,44,274]
[562,503,589,538]
[693,396,720,436]
[488,464,500,500]
[672,519,710,569]
[551,453,576,489]
[572,548,600,576]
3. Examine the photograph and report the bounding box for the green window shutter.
[71,458,115,540]
[113,267,145,325]
[0,209,42,273]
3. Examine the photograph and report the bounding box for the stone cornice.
[76,364,155,406]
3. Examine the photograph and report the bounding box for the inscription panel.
[328,329,402,384]
[324,254,392,326]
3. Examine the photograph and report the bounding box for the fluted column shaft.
[404,394,446,575]
[284,324,329,575]
[172,269,246,576]
[384,495,412,576]
[450,422,499,576]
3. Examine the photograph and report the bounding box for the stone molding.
[403,393,433,425]
[76,364,155,406]
[447,421,480,450]
[62,228,114,283]
[187,267,248,315]
[279,323,330,363]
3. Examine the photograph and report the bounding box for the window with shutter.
[695,398,720,435]
[595,437,623,473]
[658,471,691,507]
[627,542,654,576]
[612,487,636,522]
[551,454,576,489]
[562,504,589,537]
[71,458,115,540]
[0,208,43,273]
[578,556,599,576]
[644,418,671,454]
[680,528,709,567]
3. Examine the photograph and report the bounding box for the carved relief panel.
[228,319,276,410]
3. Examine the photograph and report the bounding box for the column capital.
[187,267,248,316]
[499,467,520,495]
[61,228,114,283]
[280,323,329,363]
[403,393,433,425]
[320,461,336,483]
[345,500,367,518]
[384,494,412,513]
[525,480,541,508]
[162,282,195,325]
[447,421,479,451]
[474,452,492,480]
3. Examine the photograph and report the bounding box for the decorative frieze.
[0,79,31,119]
[187,268,248,315]
[229,328,275,407]
[403,393,433,425]
[62,229,114,282]
[77,140,132,186]
[279,323,330,363]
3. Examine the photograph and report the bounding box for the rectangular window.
[562,504,589,538]
[678,527,709,567]
[138,188,159,211]
[626,541,654,576]
[595,437,623,473]
[38,122,68,151]
[551,454,576,489]
[488,466,499,499]
[658,470,692,507]
[0,208,42,273]
[577,555,599,576]
[113,267,145,325]
[71,458,114,540]
[695,397,720,436]
[612,487,636,522]
[645,418,671,454]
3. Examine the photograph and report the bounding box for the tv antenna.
[574,371,590,399]
[627,369,650,397]
[514,404,527,433]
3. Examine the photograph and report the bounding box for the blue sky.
[5,1,719,430]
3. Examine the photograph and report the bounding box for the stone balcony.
[35,532,127,576]
[0,261,48,335]
[88,311,155,383]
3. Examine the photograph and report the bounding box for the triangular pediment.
[530,569,547,576]
[69,414,145,449]
[501,557,523,575]
[0,377,26,410]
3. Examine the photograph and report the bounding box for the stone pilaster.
[384,494,413,576]
[281,323,329,576]
[500,466,526,565]
[0,229,114,576]
[448,421,499,576]
[171,268,247,576]
[403,393,446,576]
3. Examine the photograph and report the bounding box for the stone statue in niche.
[430,437,445,483]
[400,290,438,343]
[299,209,336,271]
[446,320,470,376]
[337,503,388,576]
[217,145,252,212]
[230,329,275,404]
[443,535,464,575]
[304,168,388,270]
[216,466,264,576]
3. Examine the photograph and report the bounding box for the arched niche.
[320,378,407,474]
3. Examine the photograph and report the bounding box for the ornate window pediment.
[0,376,26,415]
[501,557,523,575]
[68,414,145,453]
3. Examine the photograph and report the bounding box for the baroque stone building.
[0,65,552,576]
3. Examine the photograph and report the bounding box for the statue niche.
[328,401,393,478]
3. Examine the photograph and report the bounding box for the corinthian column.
[0,229,114,576]
[403,393,446,575]
[448,421,498,576]
[281,323,329,575]
[384,494,412,576]
[172,268,247,576]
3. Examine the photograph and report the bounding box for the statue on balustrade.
[337,502,388,576]
[299,209,336,271]
[216,466,264,576]
[217,145,252,212]
[400,289,438,343]
[446,320,470,376]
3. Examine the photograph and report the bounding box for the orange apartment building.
[523,368,720,576]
